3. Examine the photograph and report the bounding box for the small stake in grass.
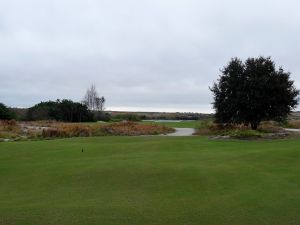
[82,148,83,152]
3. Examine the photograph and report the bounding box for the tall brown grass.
[0,120,21,139]
[196,120,283,136]
[286,120,300,129]
[101,121,174,136]
[41,121,174,138]
[41,124,95,138]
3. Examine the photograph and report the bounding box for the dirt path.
[165,128,196,136]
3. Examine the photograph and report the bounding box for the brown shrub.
[258,121,282,133]
[286,120,300,129]
[41,124,97,138]
[0,120,22,140]
[41,122,173,138]
[196,120,282,136]
[0,120,20,132]
[1,120,175,140]
[101,121,174,136]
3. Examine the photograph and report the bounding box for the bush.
[0,120,19,132]
[196,120,284,138]
[39,121,174,139]
[0,120,21,140]
[196,120,227,135]
[0,103,16,120]
[93,112,111,122]
[285,120,300,129]
[226,129,262,138]
[258,121,283,133]
[41,124,97,138]
[100,122,174,136]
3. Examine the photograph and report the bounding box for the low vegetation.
[284,119,300,129]
[0,120,174,141]
[196,120,289,139]
[0,103,16,120]
[101,121,174,136]
[0,120,20,139]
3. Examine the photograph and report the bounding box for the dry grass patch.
[285,120,300,129]
[1,120,174,140]
[101,121,174,136]
[196,120,287,139]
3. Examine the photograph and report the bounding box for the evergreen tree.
[211,57,299,129]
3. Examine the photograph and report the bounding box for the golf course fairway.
[1,136,300,225]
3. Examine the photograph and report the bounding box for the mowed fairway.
[1,137,300,225]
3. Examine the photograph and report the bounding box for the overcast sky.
[0,0,299,113]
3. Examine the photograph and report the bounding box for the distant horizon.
[9,104,214,114]
[7,103,300,115]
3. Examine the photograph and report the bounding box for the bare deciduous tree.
[83,85,105,111]
[95,96,105,111]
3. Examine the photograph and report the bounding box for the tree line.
[1,59,299,126]
[27,99,94,122]
[0,85,109,122]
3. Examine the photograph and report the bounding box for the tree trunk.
[251,122,258,130]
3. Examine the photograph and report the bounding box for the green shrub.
[225,129,262,138]
[0,103,16,120]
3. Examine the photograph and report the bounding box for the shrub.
[0,120,21,140]
[94,112,111,122]
[1,120,175,140]
[101,122,174,136]
[226,129,262,138]
[0,120,19,132]
[258,121,282,133]
[285,120,300,129]
[0,103,16,120]
[41,124,96,138]
[196,120,284,138]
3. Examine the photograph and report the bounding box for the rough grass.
[0,120,21,139]
[41,121,174,138]
[101,121,174,136]
[1,137,300,225]
[196,120,285,138]
[285,119,300,129]
[0,121,174,140]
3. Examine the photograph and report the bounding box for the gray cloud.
[1,0,299,112]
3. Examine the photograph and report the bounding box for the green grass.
[1,137,300,225]
[141,120,201,128]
